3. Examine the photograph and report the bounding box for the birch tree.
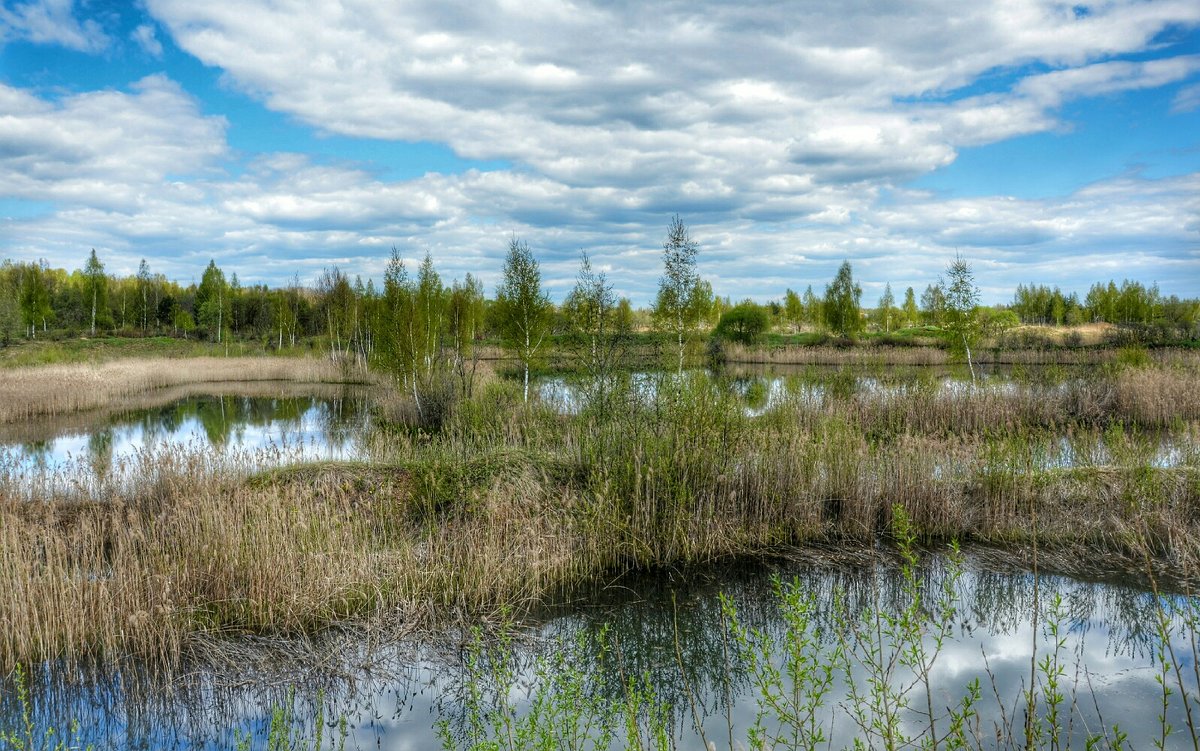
[495,237,552,402]
[82,249,107,336]
[942,253,982,384]
[653,215,702,373]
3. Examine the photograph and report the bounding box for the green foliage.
[942,253,982,381]
[712,302,769,344]
[920,283,945,326]
[448,273,486,397]
[81,249,109,336]
[653,215,705,372]
[0,263,24,346]
[783,288,803,330]
[823,261,862,337]
[874,282,896,333]
[1116,345,1152,368]
[195,259,231,342]
[902,286,919,328]
[495,238,554,402]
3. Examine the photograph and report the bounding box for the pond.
[4,548,1197,749]
[0,382,373,493]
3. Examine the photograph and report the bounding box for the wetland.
[2,352,1198,749]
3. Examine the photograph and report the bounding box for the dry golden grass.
[0,357,370,425]
[1006,322,1118,346]
[0,453,596,671]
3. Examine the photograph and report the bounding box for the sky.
[1,0,1198,305]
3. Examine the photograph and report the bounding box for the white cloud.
[138,1,1198,188]
[2,2,1199,302]
[1172,83,1200,113]
[0,75,229,207]
[131,23,163,57]
[0,0,108,52]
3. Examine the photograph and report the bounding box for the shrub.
[712,303,769,345]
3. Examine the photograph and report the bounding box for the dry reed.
[1,359,1197,673]
[0,357,371,424]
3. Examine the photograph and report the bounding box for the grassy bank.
[0,335,318,369]
[1,356,1198,671]
[0,356,373,424]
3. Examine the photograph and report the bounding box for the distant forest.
[1,241,1196,351]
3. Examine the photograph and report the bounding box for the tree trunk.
[963,334,976,385]
[524,327,531,402]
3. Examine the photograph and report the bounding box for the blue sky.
[1,0,1198,304]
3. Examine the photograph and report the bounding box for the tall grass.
[0,359,1197,672]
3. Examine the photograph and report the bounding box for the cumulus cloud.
[0,75,228,207]
[142,0,1200,185]
[2,2,1199,301]
[0,0,108,52]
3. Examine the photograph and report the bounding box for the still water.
[0,383,372,490]
[5,550,1197,749]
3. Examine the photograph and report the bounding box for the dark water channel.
[5,550,1198,749]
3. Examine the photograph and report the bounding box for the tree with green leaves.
[381,250,418,392]
[19,262,52,338]
[653,215,703,372]
[875,282,896,333]
[783,288,803,332]
[135,259,152,332]
[82,249,107,336]
[415,253,446,378]
[195,260,230,343]
[823,261,862,337]
[564,251,626,399]
[495,237,553,402]
[801,285,822,329]
[0,262,22,345]
[942,253,982,383]
[902,286,918,328]
[447,273,485,398]
[920,283,945,326]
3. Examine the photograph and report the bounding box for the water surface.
[7,549,1198,749]
[0,382,373,490]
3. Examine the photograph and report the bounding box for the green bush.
[712,303,769,345]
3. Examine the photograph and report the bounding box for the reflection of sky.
[535,370,1191,469]
[1,395,370,491]
[12,556,1200,750]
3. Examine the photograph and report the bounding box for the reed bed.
[721,343,949,366]
[722,340,1195,367]
[0,357,370,425]
[2,359,1198,671]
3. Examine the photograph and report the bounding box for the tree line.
[2,220,1197,356]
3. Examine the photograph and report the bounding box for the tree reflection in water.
[5,548,1196,749]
